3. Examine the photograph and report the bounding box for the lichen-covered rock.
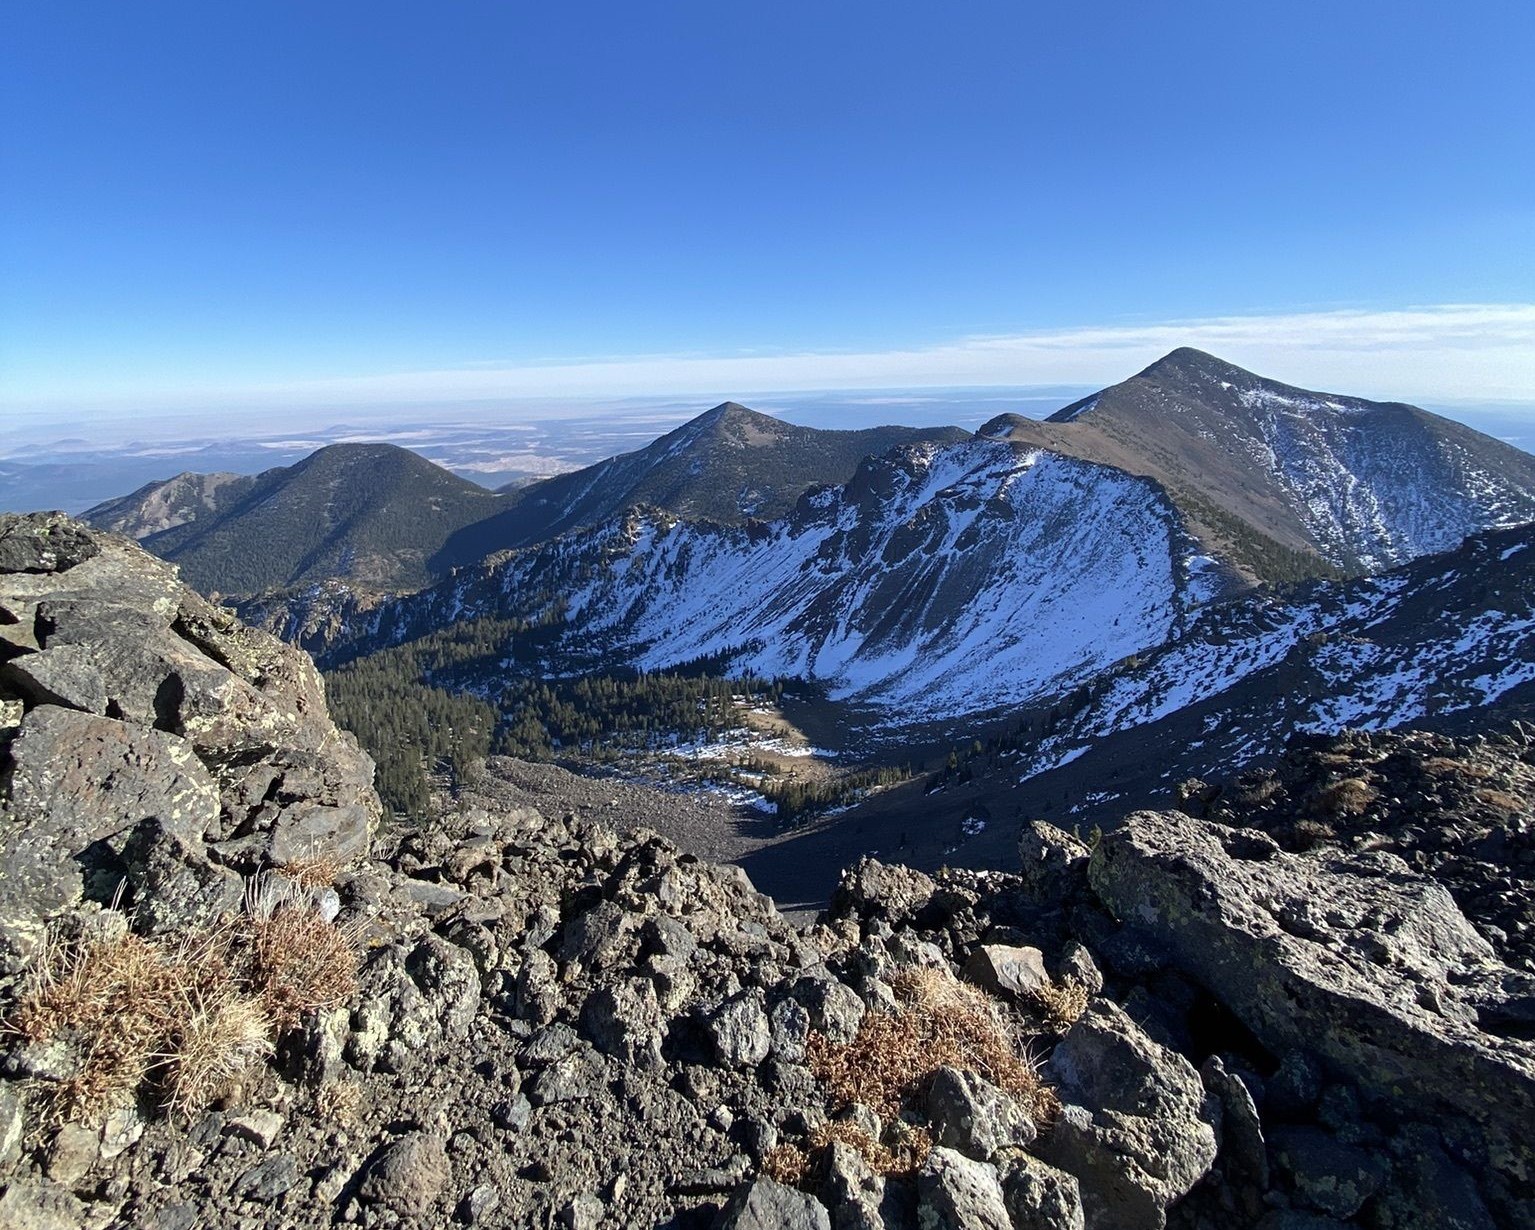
[1037,999,1217,1229]
[925,1066,1036,1161]
[719,1177,831,1230]
[916,1146,1010,1230]
[997,1152,1084,1230]
[1089,809,1535,1196]
[0,514,381,984]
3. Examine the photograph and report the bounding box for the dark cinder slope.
[982,347,1535,579]
[434,401,969,566]
[119,443,505,598]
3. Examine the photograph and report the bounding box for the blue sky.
[3,1,1533,421]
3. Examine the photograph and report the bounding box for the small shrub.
[4,872,361,1125]
[761,1142,810,1185]
[1029,977,1089,1031]
[805,966,1057,1174]
[242,877,359,1032]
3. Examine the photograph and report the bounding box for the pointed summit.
[1133,346,1244,382]
[435,404,967,561]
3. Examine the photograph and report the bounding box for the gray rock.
[770,996,812,1063]
[832,858,937,926]
[582,975,665,1068]
[1370,1126,1498,1230]
[357,1131,450,1216]
[795,975,867,1044]
[558,1193,605,1229]
[0,1082,24,1164]
[1089,809,1535,1193]
[0,1180,86,1230]
[405,933,481,1039]
[1,645,109,714]
[1200,1055,1268,1195]
[709,992,771,1068]
[225,1109,285,1149]
[231,1153,301,1203]
[45,1124,98,1187]
[0,706,220,965]
[0,514,99,574]
[1268,1126,1388,1219]
[1017,820,1090,904]
[997,1153,1084,1230]
[527,1046,605,1105]
[915,1146,1011,1230]
[1036,999,1217,1230]
[458,1183,501,1224]
[821,1140,888,1230]
[718,1177,831,1230]
[491,1094,532,1131]
[961,944,1050,999]
[925,1065,1036,1161]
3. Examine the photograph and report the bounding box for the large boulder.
[1036,999,1217,1229]
[1088,809,1535,1199]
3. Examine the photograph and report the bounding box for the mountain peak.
[1134,347,1249,383]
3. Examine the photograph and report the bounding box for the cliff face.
[1,515,1533,1230]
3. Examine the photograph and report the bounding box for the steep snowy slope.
[983,348,1535,576]
[276,438,1233,723]
[1009,523,1535,787]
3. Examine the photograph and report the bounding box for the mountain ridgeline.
[84,351,1535,812]
[86,444,505,598]
[437,402,971,564]
[82,405,966,600]
[982,347,1535,577]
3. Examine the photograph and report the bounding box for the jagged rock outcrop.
[1086,804,1535,1227]
[0,515,1226,1229]
[0,514,379,982]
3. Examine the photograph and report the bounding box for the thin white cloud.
[261,303,1535,405]
[9,303,1535,414]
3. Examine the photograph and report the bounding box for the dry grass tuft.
[761,1142,810,1185]
[1474,787,1525,816]
[1029,977,1089,1031]
[4,871,361,1125]
[275,851,346,890]
[314,1078,363,1126]
[161,982,274,1116]
[242,878,359,1032]
[8,931,177,1121]
[1319,777,1378,817]
[807,966,1057,1151]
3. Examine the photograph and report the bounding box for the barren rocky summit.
[1,513,1533,1229]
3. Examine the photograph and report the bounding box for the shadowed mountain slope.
[90,443,505,598]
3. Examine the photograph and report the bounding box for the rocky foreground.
[1,513,1533,1229]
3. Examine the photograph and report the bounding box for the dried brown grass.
[806,966,1057,1173]
[1029,977,1089,1031]
[314,1078,363,1126]
[1319,777,1379,817]
[5,927,274,1122]
[4,872,359,1124]
[275,851,346,890]
[243,899,359,1032]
